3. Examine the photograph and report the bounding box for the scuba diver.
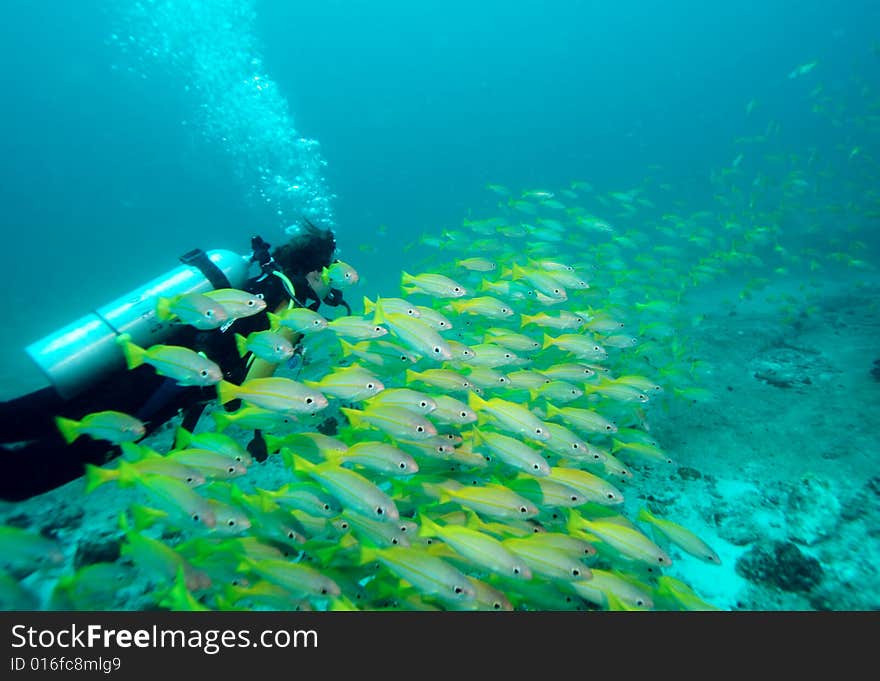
[0,218,355,501]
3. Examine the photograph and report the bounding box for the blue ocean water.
[1,1,878,610]
[3,0,876,346]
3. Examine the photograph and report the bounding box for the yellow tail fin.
[55,416,81,444]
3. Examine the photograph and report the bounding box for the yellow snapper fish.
[341,404,438,441]
[521,311,586,330]
[358,545,476,605]
[373,300,454,362]
[505,475,590,508]
[234,330,295,363]
[401,271,469,298]
[545,466,624,506]
[529,380,584,404]
[503,263,568,301]
[303,364,385,402]
[55,410,145,445]
[202,288,266,319]
[238,556,341,600]
[501,536,592,581]
[654,575,720,610]
[363,296,420,318]
[417,513,532,580]
[84,447,206,492]
[568,568,654,610]
[328,441,419,476]
[429,395,477,426]
[287,452,400,522]
[465,343,527,369]
[173,429,252,465]
[165,449,249,480]
[424,480,540,521]
[462,366,510,392]
[268,307,329,334]
[542,333,608,361]
[405,368,473,394]
[447,296,515,320]
[326,315,389,340]
[211,405,299,433]
[339,339,417,370]
[470,428,551,476]
[414,306,454,331]
[120,525,211,591]
[545,402,618,434]
[156,291,228,330]
[216,377,328,414]
[468,392,551,442]
[446,339,477,362]
[455,257,497,272]
[124,474,217,529]
[117,334,222,386]
[322,260,359,288]
[611,439,674,466]
[364,387,437,414]
[637,508,721,565]
[484,328,541,353]
[568,510,672,568]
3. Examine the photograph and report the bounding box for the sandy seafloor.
[2,273,878,612]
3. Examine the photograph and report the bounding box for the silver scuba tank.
[25,249,252,400]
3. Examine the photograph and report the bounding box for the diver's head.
[274,218,337,277]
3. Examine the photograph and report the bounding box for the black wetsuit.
[0,262,347,502]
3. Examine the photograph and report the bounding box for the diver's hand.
[306,269,331,300]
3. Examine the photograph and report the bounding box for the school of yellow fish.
[3,186,742,612]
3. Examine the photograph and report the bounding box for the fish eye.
[519,506,529,514]
[433,346,442,354]
[200,369,209,377]
[376,506,384,515]
[227,519,236,527]
[320,587,328,595]
[399,461,407,469]
[532,463,541,470]
[535,427,544,435]
[192,513,200,522]
[287,530,296,539]
[453,586,464,595]
[247,300,255,306]
[186,477,194,483]
[391,538,399,544]
[367,383,375,389]
[227,466,236,474]
[313,319,322,325]
[571,495,578,501]
[205,309,214,317]
[345,272,352,279]
[323,503,331,510]
[420,400,429,408]
[340,522,349,529]
[305,397,314,405]
[572,568,581,577]
[460,411,468,418]
[453,287,461,293]
[416,425,425,433]
[572,443,579,449]
[493,602,502,609]
[513,567,520,575]
[607,492,615,499]
[554,289,560,294]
